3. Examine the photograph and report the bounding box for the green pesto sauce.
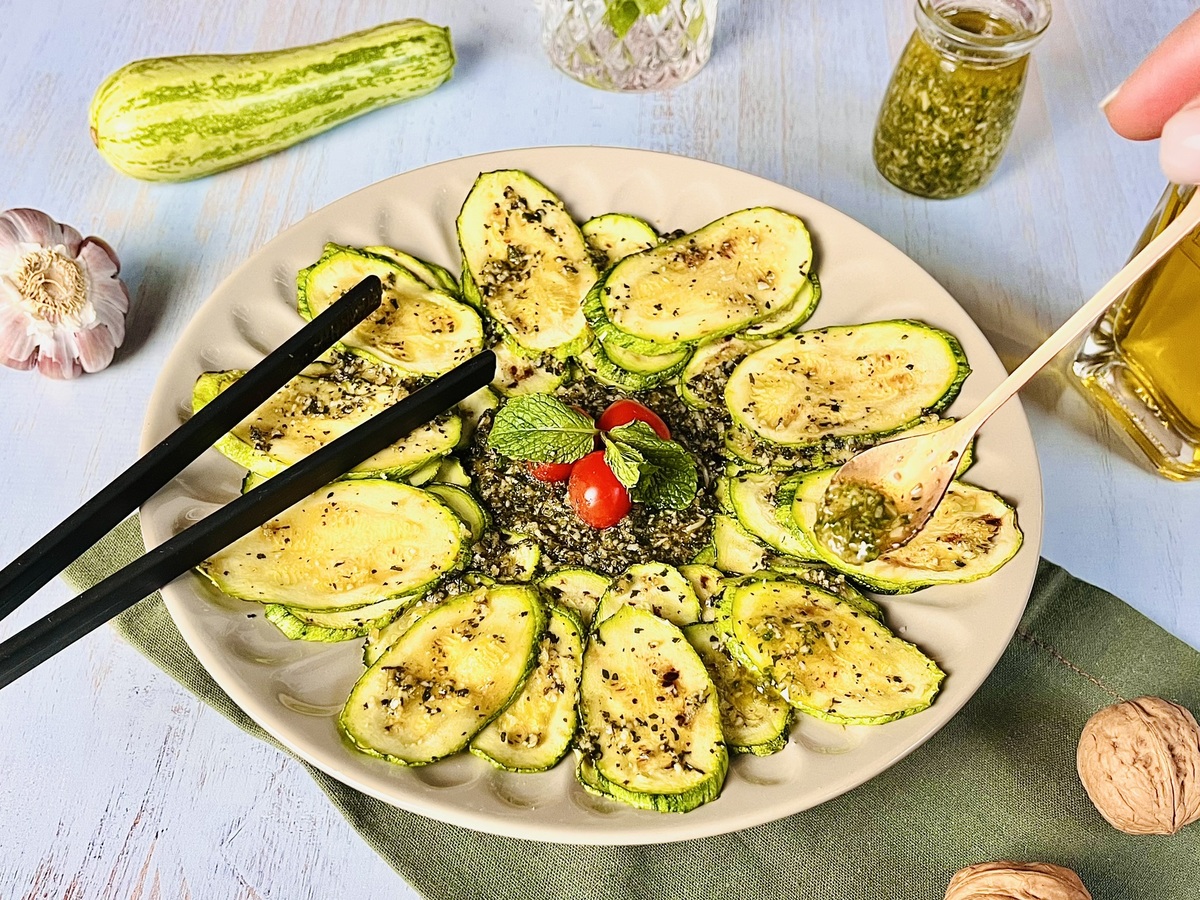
[873,10,1030,199]
[814,481,910,565]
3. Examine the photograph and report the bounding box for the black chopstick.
[0,349,497,691]
[0,275,383,624]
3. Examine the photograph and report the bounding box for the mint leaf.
[487,395,596,463]
[602,435,644,489]
[604,0,671,38]
[607,421,698,509]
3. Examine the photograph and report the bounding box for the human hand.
[1103,9,1200,184]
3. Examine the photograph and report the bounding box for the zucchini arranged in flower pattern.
[340,584,545,765]
[593,562,703,627]
[577,606,728,812]
[581,213,659,270]
[89,20,455,182]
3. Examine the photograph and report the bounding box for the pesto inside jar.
[873,7,1036,199]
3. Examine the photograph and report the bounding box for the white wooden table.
[2,1,1197,897]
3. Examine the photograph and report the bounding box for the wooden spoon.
[816,193,1200,563]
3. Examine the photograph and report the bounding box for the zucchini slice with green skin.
[363,245,459,295]
[457,170,597,357]
[712,513,767,575]
[583,283,693,358]
[598,207,813,345]
[339,584,545,766]
[581,213,659,269]
[577,343,681,391]
[490,340,571,397]
[594,563,702,627]
[728,472,820,560]
[300,245,485,377]
[263,593,413,643]
[404,459,440,486]
[497,533,542,582]
[577,606,728,812]
[433,456,472,487]
[601,339,692,376]
[470,604,585,772]
[739,270,822,339]
[88,19,455,182]
[761,560,885,621]
[456,386,500,442]
[362,593,443,667]
[788,469,1023,593]
[679,564,725,622]
[194,369,461,478]
[425,483,489,542]
[537,567,611,630]
[678,334,774,410]
[198,480,468,612]
[684,623,792,756]
[726,320,970,447]
[719,578,944,725]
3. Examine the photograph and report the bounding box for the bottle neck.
[915,0,1051,67]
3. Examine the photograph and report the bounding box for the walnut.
[944,861,1091,900]
[1076,696,1200,835]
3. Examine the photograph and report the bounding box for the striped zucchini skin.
[89,19,454,181]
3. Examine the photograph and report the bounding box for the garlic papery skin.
[0,208,129,379]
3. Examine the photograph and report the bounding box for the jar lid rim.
[917,0,1052,52]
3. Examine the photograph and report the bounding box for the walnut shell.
[1077,696,1200,835]
[944,861,1091,900]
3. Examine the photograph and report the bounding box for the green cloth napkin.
[65,517,1200,900]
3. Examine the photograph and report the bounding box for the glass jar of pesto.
[873,0,1051,199]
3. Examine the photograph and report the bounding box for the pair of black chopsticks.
[0,275,496,691]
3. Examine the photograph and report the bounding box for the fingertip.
[1160,102,1200,184]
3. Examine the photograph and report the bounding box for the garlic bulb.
[0,208,129,379]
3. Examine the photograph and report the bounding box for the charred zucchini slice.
[598,208,813,345]
[490,340,571,397]
[471,604,585,772]
[788,468,1023,593]
[678,334,773,410]
[725,320,970,447]
[577,606,728,812]
[683,622,792,755]
[198,480,468,612]
[457,170,596,357]
[719,578,944,725]
[193,369,461,478]
[300,245,485,376]
[339,584,545,765]
[594,562,703,627]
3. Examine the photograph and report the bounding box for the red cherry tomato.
[526,460,575,483]
[597,399,671,441]
[568,451,632,529]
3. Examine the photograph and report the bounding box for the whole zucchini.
[89,19,454,182]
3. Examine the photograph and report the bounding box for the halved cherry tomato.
[526,460,574,483]
[598,399,670,441]
[568,451,631,529]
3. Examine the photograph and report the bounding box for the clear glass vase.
[541,0,717,92]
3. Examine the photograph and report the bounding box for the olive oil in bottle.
[1074,184,1200,479]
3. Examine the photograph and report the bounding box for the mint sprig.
[487,395,596,463]
[602,435,644,489]
[608,421,698,510]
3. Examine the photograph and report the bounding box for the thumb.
[1160,95,1200,184]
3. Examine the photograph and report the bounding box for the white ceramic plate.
[141,147,1043,845]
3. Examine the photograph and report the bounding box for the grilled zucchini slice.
[788,469,1023,593]
[684,622,792,755]
[490,340,571,397]
[471,604,585,772]
[594,563,703,627]
[728,472,819,560]
[739,270,821,339]
[340,584,545,765]
[193,369,461,478]
[425,483,489,542]
[719,578,944,725]
[678,334,773,410]
[362,593,443,667]
[577,606,728,812]
[712,513,767,575]
[457,170,596,357]
[300,244,485,376]
[363,245,459,295]
[725,320,969,447]
[597,208,813,345]
[198,480,468,612]
[263,594,413,643]
[581,213,658,269]
[537,568,611,630]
